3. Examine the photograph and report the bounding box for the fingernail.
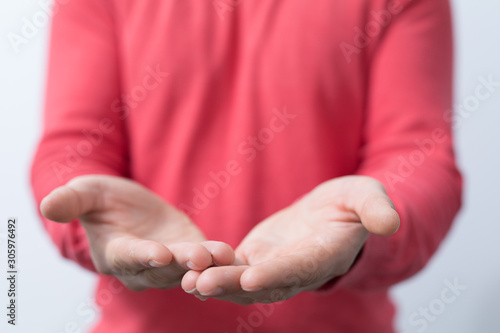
[186,261,201,270]
[185,288,197,294]
[200,286,223,297]
[195,295,209,302]
[148,260,165,268]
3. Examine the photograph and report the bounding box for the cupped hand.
[41,175,234,291]
[181,176,399,304]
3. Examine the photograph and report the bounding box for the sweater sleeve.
[31,0,128,272]
[336,0,462,291]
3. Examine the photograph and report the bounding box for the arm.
[181,0,462,303]
[341,0,462,290]
[31,1,235,288]
[31,0,127,271]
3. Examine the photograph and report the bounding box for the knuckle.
[142,269,179,289]
[107,253,143,276]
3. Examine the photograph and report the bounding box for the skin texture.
[40,175,235,291]
[181,176,399,304]
[41,175,399,303]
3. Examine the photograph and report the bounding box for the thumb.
[325,176,400,236]
[358,191,400,236]
[40,176,105,223]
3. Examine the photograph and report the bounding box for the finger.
[40,176,106,223]
[102,237,173,276]
[181,270,202,293]
[358,192,400,236]
[209,288,289,305]
[199,241,235,266]
[183,265,292,305]
[125,244,209,291]
[168,242,213,271]
[339,177,400,236]
[135,265,185,290]
[240,252,330,293]
[194,265,249,297]
[120,266,183,291]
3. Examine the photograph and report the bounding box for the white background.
[0,1,499,332]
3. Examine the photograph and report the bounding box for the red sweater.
[31,0,462,332]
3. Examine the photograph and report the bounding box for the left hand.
[181,176,400,305]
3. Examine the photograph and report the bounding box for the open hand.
[181,176,399,304]
[41,175,234,291]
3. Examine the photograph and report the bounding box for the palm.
[41,175,234,291]
[182,176,399,304]
[236,201,368,290]
[79,177,206,246]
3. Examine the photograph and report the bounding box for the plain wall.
[0,1,498,332]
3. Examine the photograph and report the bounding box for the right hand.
[40,175,234,291]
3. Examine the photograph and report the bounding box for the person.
[31,0,462,332]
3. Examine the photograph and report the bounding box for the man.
[32,0,462,331]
